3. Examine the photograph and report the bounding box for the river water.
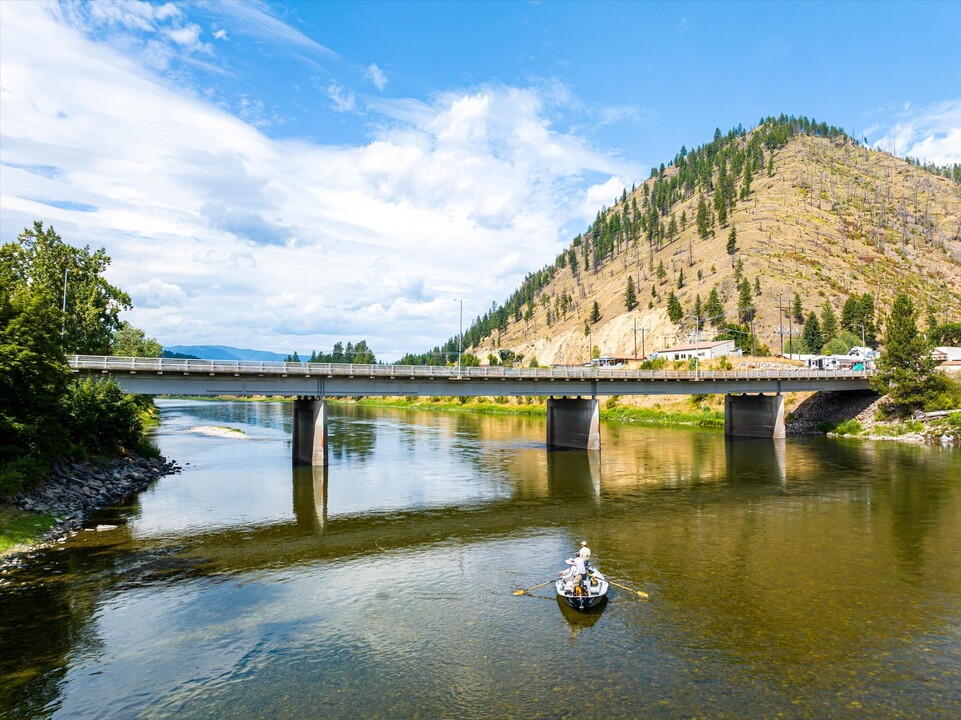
[2,399,960,719]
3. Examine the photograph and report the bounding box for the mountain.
[163,345,289,362]
[460,116,961,365]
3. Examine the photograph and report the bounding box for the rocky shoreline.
[2,455,181,564]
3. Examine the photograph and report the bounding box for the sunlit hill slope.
[455,117,961,366]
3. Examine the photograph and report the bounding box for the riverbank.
[0,455,180,565]
[348,396,726,427]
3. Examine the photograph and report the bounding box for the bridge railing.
[67,355,872,381]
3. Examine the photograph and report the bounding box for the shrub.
[833,419,864,435]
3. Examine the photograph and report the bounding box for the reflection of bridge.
[68,355,873,464]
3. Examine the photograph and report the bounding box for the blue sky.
[2,0,959,358]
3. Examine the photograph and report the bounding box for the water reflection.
[291,465,327,531]
[2,401,960,720]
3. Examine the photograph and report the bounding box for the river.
[2,399,960,719]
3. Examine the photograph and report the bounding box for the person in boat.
[577,541,591,564]
[571,554,588,592]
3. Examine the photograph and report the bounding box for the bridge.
[68,355,873,465]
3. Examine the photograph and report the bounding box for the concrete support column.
[292,397,328,466]
[724,393,786,438]
[547,397,601,450]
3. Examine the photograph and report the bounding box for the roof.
[656,340,735,353]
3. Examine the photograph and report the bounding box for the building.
[649,340,738,362]
[932,346,961,362]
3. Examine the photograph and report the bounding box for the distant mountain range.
[163,345,289,362]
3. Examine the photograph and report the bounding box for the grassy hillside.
[461,118,961,367]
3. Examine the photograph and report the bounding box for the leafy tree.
[111,322,162,357]
[823,330,861,355]
[705,285,726,326]
[929,322,961,346]
[667,292,683,323]
[460,353,480,367]
[4,222,131,354]
[871,293,941,413]
[624,276,637,311]
[802,311,823,353]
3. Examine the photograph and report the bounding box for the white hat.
[580,541,587,546]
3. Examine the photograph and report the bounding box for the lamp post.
[61,267,69,343]
[456,298,463,376]
[856,323,865,347]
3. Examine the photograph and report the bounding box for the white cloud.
[366,63,388,91]
[130,279,187,308]
[213,29,227,41]
[326,81,357,113]
[0,2,638,359]
[870,98,961,165]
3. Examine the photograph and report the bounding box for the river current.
[2,399,960,719]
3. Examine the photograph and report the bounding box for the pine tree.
[754,275,762,296]
[667,292,683,323]
[740,161,753,200]
[726,225,737,266]
[792,293,804,324]
[871,293,940,412]
[624,276,637,311]
[696,195,710,238]
[590,301,600,323]
[802,311,823,353]
[677,268,685,289]
[821,300,838,344]
[656,260,667,283]
[705,285,725,326]
[737,278,755,322]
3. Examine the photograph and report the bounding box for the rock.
[95,524,118,531]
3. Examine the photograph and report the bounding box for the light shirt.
[578,546,591,562]
[573,557,587,575]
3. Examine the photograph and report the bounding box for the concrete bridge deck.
[67,355,875,464]
[67,355,872,397]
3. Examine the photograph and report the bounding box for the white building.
[932,346,961,362]
[848,346,879,359]
[650,340,738,361]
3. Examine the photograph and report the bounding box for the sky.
[2,0,959,360]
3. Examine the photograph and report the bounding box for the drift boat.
[556,561,609,611]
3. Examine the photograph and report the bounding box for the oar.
[512,579,558,596]
[607,579,650,600]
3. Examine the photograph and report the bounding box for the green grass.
[349,397,725,427]
[0,507,58,554]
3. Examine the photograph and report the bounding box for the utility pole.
[777,294,784,357]
[458,298,463,376]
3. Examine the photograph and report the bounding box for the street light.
[455,298,463,376]
[61,267,69,343]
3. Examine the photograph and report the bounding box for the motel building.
[649,339,739,362]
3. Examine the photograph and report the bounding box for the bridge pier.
[724,393,786,438]
[546,398,600,450]
[292,398,328,466]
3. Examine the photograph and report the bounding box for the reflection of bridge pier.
[725,438,787,485]
[292,464,328,530]
[546,449,601,496]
